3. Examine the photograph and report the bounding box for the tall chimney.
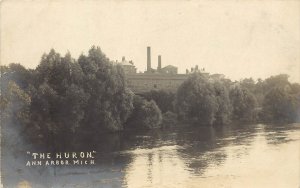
[147,46,151,72]
[158,55,161,70]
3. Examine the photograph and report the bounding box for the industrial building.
[116,46,188,93]
[115,46,214,93]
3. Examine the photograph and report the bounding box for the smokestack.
[158,55,161,70]
[147,46,151,72]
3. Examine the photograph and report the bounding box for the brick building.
[126,73,188,93]
[119,46,188,93]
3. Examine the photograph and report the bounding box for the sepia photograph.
[0,0,299,187]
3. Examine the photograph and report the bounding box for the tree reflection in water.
[2,123,299,188]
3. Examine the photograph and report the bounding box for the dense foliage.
[176,73,299,125]
[262,84,300,123]
[1,47,136,149]
[213,81,232,125]
[1,47,299,151]
[77,47,134,132]
[142,90,175,113]
[0,80,32,148]
[176,73,231,125]
[125,95,162,129]
[229,85,257,122]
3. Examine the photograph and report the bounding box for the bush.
[162,111,178,128]
[142,90,175,113]
[125,95,162,129]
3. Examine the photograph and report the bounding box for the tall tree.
[213,81,232,125]
[229,84,257,122]
[78,46,133,132]
[30,50,90,148]
[262,86,300,123]
[176,73,219,125]
[262,74,290,93]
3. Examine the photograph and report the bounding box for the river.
[2,123,300,188]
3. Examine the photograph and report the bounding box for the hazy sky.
[1,0,299,82]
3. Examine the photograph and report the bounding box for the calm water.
[3,123,300,188]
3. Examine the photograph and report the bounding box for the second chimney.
[158,55,161,70]
[147,46,151,72]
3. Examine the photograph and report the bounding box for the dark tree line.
[143,73,300,126]
[0,47,161,149]
[1,46,299,150]
[175,73,300,125]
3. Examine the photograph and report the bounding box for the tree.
[262,86,300,123]
[142,90,176,113]
[28,50,90,148]
[253,78,265,106]
[28,47,135,148]
[229,84,257,122]
[1,80,31,126]
[1,64,33,90]
[262,74,290,94]
[161,111,178,128]
[0,81,32,148]
[213,81,232,125]
[125,95,162,129]
[240,78,256,94]
[176,73,219,125]
[1,47,136,150]
[78,46,133,132]
[290,83,300,95]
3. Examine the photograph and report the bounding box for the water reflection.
[263,124,300,145]
[2,123,300,188]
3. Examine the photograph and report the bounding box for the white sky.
[1,0,299,82]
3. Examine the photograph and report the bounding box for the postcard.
[1,0,299,187]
